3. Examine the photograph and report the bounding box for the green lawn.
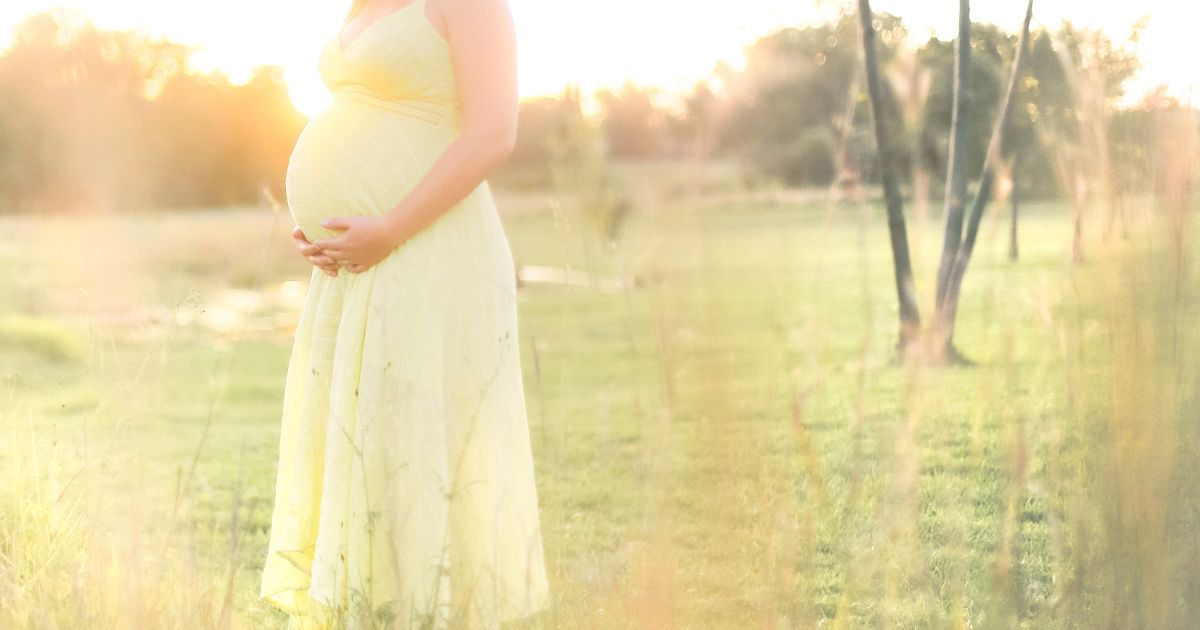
[1,188,1197,629]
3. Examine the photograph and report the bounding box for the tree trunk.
[936,0,1035,358]
[857,0,922,349]
[934,0,972,310]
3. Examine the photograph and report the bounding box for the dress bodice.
[317,0,459,118]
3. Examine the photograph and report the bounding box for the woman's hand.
[292,225,342,277]
[312,215,404,274]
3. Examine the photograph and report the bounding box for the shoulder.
[427,0,515,51]
[430,0,513,24]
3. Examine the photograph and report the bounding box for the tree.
[858,0,1034,362]
[0,9,306,213]
[595,82,670,159]
[935,0,1035,358]
[0,10,180,213]
[933,0,974,328]
[723,13,905,187]
[673,80,722,160]
[856,0,921,348]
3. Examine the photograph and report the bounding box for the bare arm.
[313,0,518,268]
[380,0,519,242]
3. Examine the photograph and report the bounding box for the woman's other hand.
[292,225,342,277]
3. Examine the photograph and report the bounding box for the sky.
[0,0,1195,116]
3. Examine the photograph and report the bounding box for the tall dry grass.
[0,91,1196,630]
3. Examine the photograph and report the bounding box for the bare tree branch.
[934,0,973,309]
[940,0,1035,335]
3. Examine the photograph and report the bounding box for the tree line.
[0,10,307,214]
[0,7,1192,215]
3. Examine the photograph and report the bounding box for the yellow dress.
[259,1,550,627]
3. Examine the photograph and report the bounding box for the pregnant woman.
[258,0,550,628]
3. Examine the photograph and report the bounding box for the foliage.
[0,7,1178,216]
[0,9,305,214]
[718,12,906,187]
[595,82,670,159]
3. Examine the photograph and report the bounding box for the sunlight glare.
[0,0,1195,110]
[286,64,332,118]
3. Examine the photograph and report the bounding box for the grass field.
[1,182,1197,629]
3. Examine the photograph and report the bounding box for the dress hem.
[261,549,552,629]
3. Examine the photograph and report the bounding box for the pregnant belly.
[285,99,454,243]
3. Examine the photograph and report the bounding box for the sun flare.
[0,0,1196,115]
[285,65,333,118]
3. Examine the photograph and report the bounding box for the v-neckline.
[337,0,425,54]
